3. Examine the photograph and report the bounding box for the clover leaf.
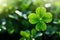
[28,13,39,24]
[36,22,47,31]
[28,7,52,31]
[31,29,37,35]
[20,31,30,38]
[36,7,46,18]
[42,12,52,23]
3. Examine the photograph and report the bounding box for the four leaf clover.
[28,7,52,31]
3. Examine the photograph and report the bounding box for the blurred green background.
[0,0,60,40]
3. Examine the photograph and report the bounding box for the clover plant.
[20,31,31,40]
[28,7,52,31]
[20,7,52,40]
[20,29,37,40]
[20,31,30,38]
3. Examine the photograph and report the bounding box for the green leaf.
[56,32,60,36]
[31,29,37,35]
[36,22,47,31]
[28,13,39,24]
[9,29,14,34]
[42,12,52,23]
[20,31,30,38]
[36,7,46,17]
[20,31,26,37]
[20,37,26,40]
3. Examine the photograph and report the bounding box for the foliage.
[0,0,60,40]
